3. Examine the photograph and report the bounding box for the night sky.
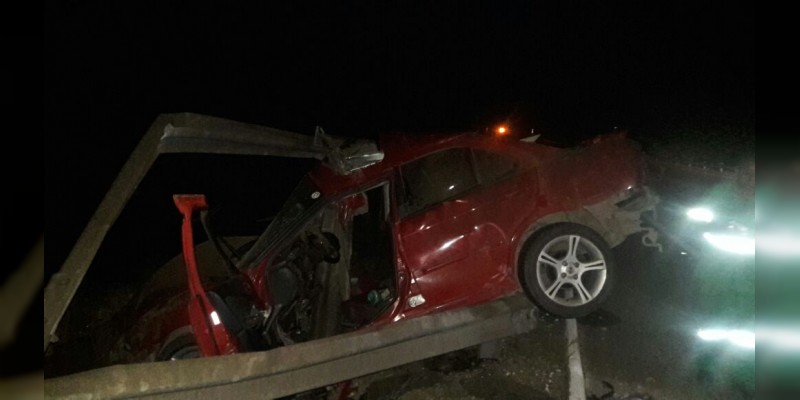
[45,1,754,280]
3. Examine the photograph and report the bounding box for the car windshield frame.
[236,175,323,269]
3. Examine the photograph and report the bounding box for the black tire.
[519,223,615,318]
[156,332,200,361]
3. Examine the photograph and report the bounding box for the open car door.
[44,113,383,352]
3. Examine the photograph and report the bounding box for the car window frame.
[396,147,482,220]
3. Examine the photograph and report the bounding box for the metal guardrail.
[45,294,537,399]
[44,113,369,352]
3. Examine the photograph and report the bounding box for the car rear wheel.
[520,224,614,318]
[157,332,200,361]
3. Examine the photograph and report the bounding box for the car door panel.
[396,147,539,310]
[399,200,472,272]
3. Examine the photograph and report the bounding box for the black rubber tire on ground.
[519,223,615,318]
[156,332,200,361]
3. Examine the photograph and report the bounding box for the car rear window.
[399,148,478,217]
[473,149,517,184]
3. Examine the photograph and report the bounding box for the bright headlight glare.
[760,328,800,350]
[687,207,714,222]
[757,233,800,256]
[697,328,728,341]
[697,328,755,349]
[727,329,756,349]
[703,232,755,255]
[699,327,800,351]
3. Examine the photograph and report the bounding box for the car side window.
[399,148,478,218]
[473,149,517,185]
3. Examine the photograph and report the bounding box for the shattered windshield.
[237,176,322,268]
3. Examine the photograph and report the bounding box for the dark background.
[41,0,754,377]
[45,1,754,275]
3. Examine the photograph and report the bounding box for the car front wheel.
[520,224,614,318]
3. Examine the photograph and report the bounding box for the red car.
[116,123,658,362]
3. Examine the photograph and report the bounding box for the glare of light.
[703,232,755,255]
[697,328,754,349]
[495,125,509,136]
[697,328,728,341]
[728,329,756,349]
[700,327,800,351]
[448,185,455,190]
[687,207,714,222]
[757,233,800,256]
[210,311,221,326]
[760,328,800,350]
[439,235,464,251]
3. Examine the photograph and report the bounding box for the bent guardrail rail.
[46,294,536,399]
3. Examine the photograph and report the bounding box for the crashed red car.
[116,119,658,362]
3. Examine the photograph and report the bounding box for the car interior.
[262,183,397,347]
